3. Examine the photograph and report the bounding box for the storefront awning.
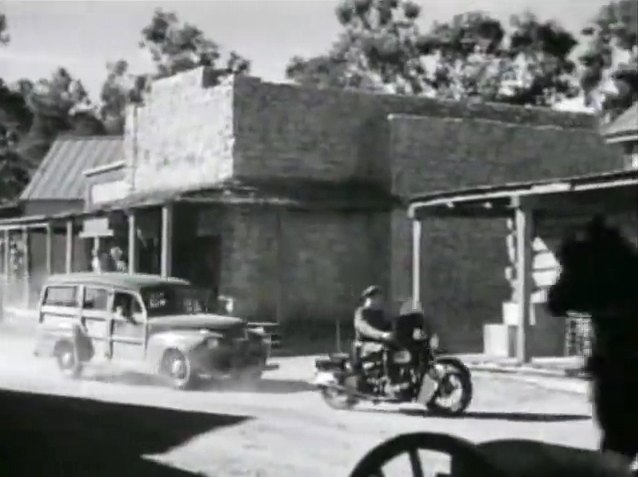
[408,169,638,220]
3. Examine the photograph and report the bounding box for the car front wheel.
[160,349,197,390]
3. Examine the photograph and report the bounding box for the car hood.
[148,314,245,332]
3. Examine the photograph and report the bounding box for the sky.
[0,0,613,102]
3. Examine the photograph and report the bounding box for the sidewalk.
[456,353,589,395]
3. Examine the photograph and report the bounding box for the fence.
[564,312,593,357]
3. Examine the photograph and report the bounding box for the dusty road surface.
[0,332,599,476]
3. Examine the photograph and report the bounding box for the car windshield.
[141,285,208,318]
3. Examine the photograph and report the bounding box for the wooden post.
[412,220,422,308]
[274,211,283,323]
[22,227,29,307]
[128,211,137,274]
[514,205,533,364]
[65,220,73,273]
[45,224,53,276]
[2,229,8,278]
[161,204,173,277]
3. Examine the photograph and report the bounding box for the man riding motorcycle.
[353,286,410,396]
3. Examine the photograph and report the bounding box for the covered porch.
[408,169,638,364]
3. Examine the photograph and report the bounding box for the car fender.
[146,330,223,372]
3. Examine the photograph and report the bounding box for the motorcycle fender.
[416,373,439,405]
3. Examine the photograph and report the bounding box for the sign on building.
[89,180,128,206]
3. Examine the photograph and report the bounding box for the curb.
[469,365,589,395]
[467,363,586,379]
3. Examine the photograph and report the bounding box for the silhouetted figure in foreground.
[548,216,638,464]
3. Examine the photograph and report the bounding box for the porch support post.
[514,202,533,364]
[275,210,283,323]
[2,229,9,278]
[65,220,73,273]
[128,211,137,274]
[22,227,29,307]
[161,204,173,277]
[412,219,422,308]
[45,223,53,276]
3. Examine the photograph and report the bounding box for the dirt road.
[0,333,599,476]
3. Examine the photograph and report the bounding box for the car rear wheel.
[55,341,83,379]
[161,349,196,390]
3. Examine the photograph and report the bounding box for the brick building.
[0,68,623,352]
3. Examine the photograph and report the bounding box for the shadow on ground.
[0,388,250,476]
[398,408,591,422]
[203,378,317,394]
[86,369,316,394]
[352,405,591,422]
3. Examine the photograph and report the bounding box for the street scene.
[1,0,637,476]
[0,330,596,477]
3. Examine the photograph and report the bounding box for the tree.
[140,9,250,79]
[18,68,104,165]
[286,0,580,107]
[100,9,251,133]
[100,60,147,134]
[579,0,638,120]
[0,14,32,202]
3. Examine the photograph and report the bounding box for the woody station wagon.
[34,273,272,389]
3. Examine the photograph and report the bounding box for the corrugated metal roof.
[20,135,123,201]
[602,102,638,141]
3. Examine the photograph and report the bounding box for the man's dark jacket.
[354,306,391,342]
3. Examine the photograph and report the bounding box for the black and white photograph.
[0,0,637,475]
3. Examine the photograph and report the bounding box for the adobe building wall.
[388,114,623,352]
[218,206,391,331]
[230,76,614,187]
[123,70,236,194]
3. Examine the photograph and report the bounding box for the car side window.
[112,292,143,319]
[43,286,79,307]
[83,287,109,311]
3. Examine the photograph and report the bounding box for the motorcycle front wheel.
[426,361,473,416]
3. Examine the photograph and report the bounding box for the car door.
[110,290,146,362]
[80,286,112,359]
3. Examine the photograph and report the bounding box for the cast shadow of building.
[0,388,251,476]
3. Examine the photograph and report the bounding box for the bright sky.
[0,0,611,102]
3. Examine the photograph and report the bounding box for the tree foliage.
[286,0,580,107]
[100,9,251,133]
[1,15,103,202]
[579,0,638,119]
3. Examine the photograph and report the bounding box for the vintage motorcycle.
[313,306,473,416]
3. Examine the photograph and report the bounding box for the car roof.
[45,273,191,291]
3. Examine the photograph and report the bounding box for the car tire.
[55,341,83,379]
[234,367,263,383]
[160,349,197,390]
